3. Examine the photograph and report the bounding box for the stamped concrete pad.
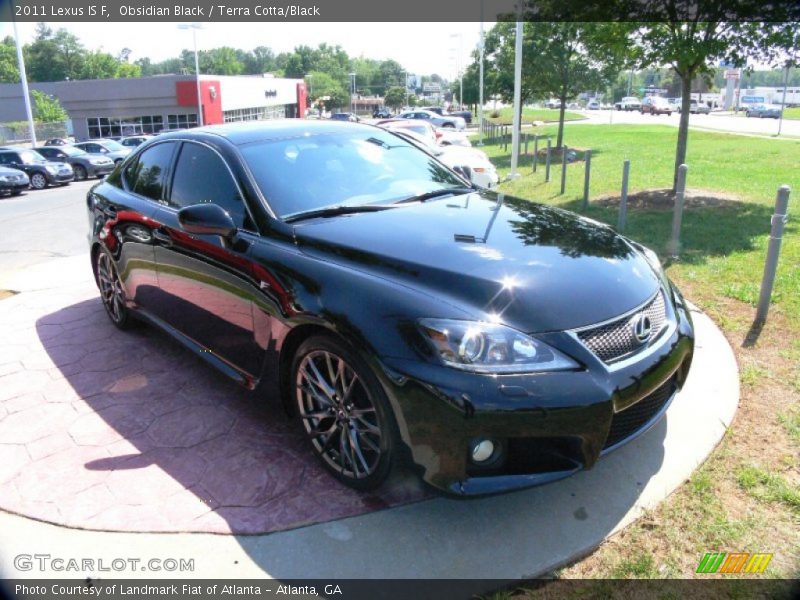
[0,274,427,534]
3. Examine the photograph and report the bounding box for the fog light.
[470,438,496,463]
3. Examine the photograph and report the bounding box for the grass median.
[483,106,584,125]
[477,124,800,584]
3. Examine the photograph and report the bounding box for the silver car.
[396,110,466,131]
[745,104,781,119]
[72,139,132,165]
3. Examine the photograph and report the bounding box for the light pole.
[777,62,792,137]
[178,23,204,127]
[11,15,36,146]
[509,13,523,179]
[450,33,463,109]
[477,1,485,146]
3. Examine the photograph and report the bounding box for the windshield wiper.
[393,187,473,205]
[284,204,393,223]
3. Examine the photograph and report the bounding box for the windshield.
[240,128,466,219]
[101,140,125,151]
[20,150,46,163]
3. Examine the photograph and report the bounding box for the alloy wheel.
[96,252,127,326]
[74,165,87,180]
[295,349,383,481]
[30,173,47,189]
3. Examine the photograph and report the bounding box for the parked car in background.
[448,110,473,124]
[437,128,472,147]
[0,147,73,189]
[544,99,562,109]
[615,97,642,111]
[37,145,114,180]
[0,166,29,196]
[688,100,711,114]
[745,104,781,119]
[372,108,393,118]
[640,96,673,116]
[421,106,445,116]
[120,135,154,148]
[396,110,466,130]
[331,112,359,122]
[388,126,498,190]
[44,138,72,146]
[72,139,131,165]
[87,120,694,495]
[376,119,443,143]
[586,100,601,110]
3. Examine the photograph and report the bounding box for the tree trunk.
[556,86,568,150]
[674,75,692,192]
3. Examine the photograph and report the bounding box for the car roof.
[154,120,378,146]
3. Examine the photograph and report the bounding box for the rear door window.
[128,142,176,202]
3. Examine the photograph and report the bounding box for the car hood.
[293,191,660,333]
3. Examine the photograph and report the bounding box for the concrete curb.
[0,306,738,579]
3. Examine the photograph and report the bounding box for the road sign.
[725,69,740,80]
[741,95,764,104]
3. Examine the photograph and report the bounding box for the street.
[0,180,94,289]
[572,108,800,137]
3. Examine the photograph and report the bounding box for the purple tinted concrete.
[0,280,427,534]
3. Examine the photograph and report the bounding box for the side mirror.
[453,165,473,182]
[178,203,236,238]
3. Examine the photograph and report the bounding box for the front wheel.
[292,335,398,491]
[73,165,87,180]
[30,172,48,190]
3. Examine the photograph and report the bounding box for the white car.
[396,110,466,131]
[437,128,472,147]
[586,100,601,110]
[386,126,499,190]
[615,96,642,111]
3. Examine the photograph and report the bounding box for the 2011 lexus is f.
[86,121,694,496]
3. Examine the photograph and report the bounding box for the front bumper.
[0,180,29,193]
[377,285,695,496]
[87,163,114,177]
[46,171,75,184]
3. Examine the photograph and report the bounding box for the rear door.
[149,140,264,379]
[91,141,176,309]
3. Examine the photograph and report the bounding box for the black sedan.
[86,121,694,495]
[0,147,73,189]
[37,145,115,180]
[0,166,29,196]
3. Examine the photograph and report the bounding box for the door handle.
[153,229,173,247]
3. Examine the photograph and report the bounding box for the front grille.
[577,292,668,363]
[603,377,676,450]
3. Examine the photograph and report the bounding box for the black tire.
[29,172,48,190]
[114,159,123,166]
[73,165,87,180]
[10,190,22,196]
[94,248,135,330]
[442,123,455,128]
[291,334,398,491]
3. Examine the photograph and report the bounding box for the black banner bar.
[2,579,800,600]
[2,0,799,23]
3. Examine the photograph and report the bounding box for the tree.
[0,37,20,83]
[632,8,793,190]
[81,50,119,79]
[201,47,244,75]
[24,25,86,81]
[384,86,406,110]
[305,70,349,110]
[31,90,67,122]
[483,20,631,149]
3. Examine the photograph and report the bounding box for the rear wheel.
[95,249,134,330]
[29,172,47,190]
[292,335,397,490]
[73,165,87,180]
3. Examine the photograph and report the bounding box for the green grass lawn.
[484,106,584,125]
[481,124,800,327]
[782,107,800,120]
[477,124,800,585]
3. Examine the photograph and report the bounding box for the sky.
[0,21,487,79]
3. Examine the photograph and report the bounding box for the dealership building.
[0,73,308,140]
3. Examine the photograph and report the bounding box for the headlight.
[418,319,579,373]
[45,165,58,174]
[0,175,11,182]
[89,158,107,165]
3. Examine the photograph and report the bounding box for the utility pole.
[12,16,36,146]
[509,7,523,179]
[178,23,204,126]
[477,0,485,146]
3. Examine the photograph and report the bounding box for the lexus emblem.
[633,314,652,343]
